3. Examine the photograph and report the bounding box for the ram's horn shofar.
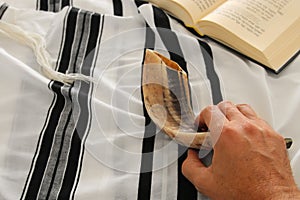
[142,49,293,150]
[142,49,210,149]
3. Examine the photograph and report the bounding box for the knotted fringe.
[0,21,94,84]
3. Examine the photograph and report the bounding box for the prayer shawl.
[0,1,300,199]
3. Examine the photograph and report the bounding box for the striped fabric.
[37,0,72,11]
[20,8,103,199]
[1,1,300,200]
[0,1,220,199]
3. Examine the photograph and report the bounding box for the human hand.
[182,101,300,200]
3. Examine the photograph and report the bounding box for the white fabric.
[0,20,91,84]
[0,1,299,200]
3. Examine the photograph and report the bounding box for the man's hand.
[182,101,300,200]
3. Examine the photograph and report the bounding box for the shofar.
[142,49,210,149]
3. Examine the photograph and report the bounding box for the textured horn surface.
[142,49,210,149]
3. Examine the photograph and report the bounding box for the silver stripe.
[48,11,93,200]
[49,84,80,199]
[38,85,73,199]
[68,10,85,74]
[48,0,51,11]
[69,14,103,198]
[49,0,63,12]
[75,12,92,73]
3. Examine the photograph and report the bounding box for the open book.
[148,0,300,72]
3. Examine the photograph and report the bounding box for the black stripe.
[137,95,157,200]
[152,6,197,200]
[82,14,102,74]
[72,16,104,198]
[134,0,148,8]
[23,81,65,200]
[20,7,78,199]
[0,3,9,19]
[137,25,156,200]
[39,0,48,11]
[178,147,198,199]
[197,40,222,167]
[89,15,104,78]
[57,13,102,200]
[61,0,71,9]
[113,0,123,16]
[144,24,155,50]
[45,89,73,199]
[58,8,79,73]
[21,8,101,200]
[20,82,56,200]
[153,6,186,71]
[198,40,223,104]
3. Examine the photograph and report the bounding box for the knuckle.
[221,124,237,135]
[227,106,237,114]
[237,103,250,108]
[218,100,233,109]
[241,120,259,132]
[206,105,217,112]
[236,104,252,112]
[201,105,218,118]
[218,100,232,106]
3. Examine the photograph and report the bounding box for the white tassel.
[0,21,94,84]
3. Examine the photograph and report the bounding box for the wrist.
[268,186,300,200]
[249,180,300,200]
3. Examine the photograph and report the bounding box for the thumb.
[182,149,212,191]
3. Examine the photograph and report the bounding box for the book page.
[202,0,300,50]
[173,0,226,22]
